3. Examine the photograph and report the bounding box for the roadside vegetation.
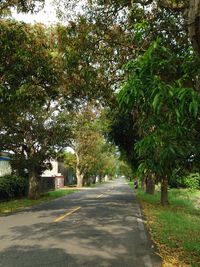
[1,0,200,205]
[0,188,78,215]
[1,1,200,265]
[0,172,115,215]
[128,181,200,267]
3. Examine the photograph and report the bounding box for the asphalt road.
[0,177,161,267]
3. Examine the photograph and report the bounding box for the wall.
[40,177,55,193]
[0,155,12,177]
[41,161,59,177]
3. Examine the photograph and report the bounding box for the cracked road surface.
[0,177,161,267]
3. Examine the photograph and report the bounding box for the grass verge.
[128,181,200,267]
[0,189,78,215]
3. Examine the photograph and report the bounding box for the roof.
[0,156,10,161]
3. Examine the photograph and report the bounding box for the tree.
[62,141,120,186]
[54,8,137,106]
[118,160,134,181]
[188,0,200,57]
[61,103,120,187]
[67,0,200,203]
[108,105,139,170]
[0,20,71,199]
[60,151,76,172]
[0,0,45,16]
[63,105,102,187]
[94,143,120,181]
[118,39,200,204]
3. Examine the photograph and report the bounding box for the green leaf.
[189,98,198,117]
[175,108,180,123]
[152,93,161,112]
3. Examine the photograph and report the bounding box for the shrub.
[0,174,28,201]
[170,171,200,190]
[169,175,185,188]
[184,173,200,190]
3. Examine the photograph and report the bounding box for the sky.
[11,0,59,25]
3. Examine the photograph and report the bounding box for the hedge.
[0,174,28,201]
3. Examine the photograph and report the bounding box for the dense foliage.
[0,174,28,200]
[0,0,45,16]
[60,105,121,186]
[0,20,71,199]
[1,0,200,202]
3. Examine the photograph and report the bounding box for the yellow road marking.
[54,207,81,222]
[97,194,104,199]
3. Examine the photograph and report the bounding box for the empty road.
[0,177,161,267]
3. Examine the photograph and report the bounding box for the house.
[0,153,74,191]
[0,152,12,177]
[41,160,75,190]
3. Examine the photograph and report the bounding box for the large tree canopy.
[0,20,71,199]
[2,0,200,202]
[188,0,200,56]
[58,0,200,204]
[0,0,45,15]
[118,38,200,203]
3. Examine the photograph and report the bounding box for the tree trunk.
[76,165,84,187]
[99,175,103,183]
[92,176,96,184]
[161,176,169,205]
[28,167,40,199]
[188,0,200,56]
[75,152,84,187]
[141,177,146,191]
[146,178,155,194]
[146,173,155,195]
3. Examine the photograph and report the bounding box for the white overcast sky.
[12,0,59,24]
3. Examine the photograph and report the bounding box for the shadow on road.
[0,245,71,267]
[0,179,161,267]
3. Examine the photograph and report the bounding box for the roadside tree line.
[1,0,200,204]
[0,18,131,199]
[59,0,200,205]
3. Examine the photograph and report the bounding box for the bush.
[0,174,28,201]
[170,171,200,190]
[184,173,200,190]
[169,175,184,188]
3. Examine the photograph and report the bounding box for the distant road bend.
[0,177,161,267]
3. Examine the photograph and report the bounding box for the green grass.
[135,188,200,266]
[0,189,78,215]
